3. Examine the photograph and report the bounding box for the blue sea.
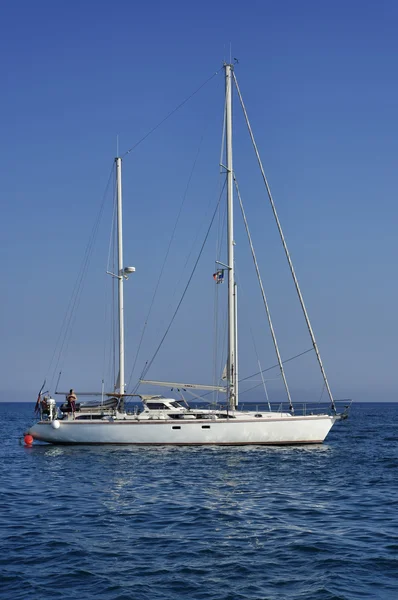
[0,402,397,600]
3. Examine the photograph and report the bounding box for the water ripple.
[0,402,397,600]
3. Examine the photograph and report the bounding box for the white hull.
[28,414,336,445]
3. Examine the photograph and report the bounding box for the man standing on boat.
[67,389,77,415]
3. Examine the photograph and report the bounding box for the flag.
[213,270,224,284]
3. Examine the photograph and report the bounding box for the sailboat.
[25,63,349,445]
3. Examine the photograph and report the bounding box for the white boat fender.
[51,420,60,429]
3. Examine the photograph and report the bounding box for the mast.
[115,157,125,396]
[225,63,237,410]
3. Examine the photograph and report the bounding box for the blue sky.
[1,0,398,402]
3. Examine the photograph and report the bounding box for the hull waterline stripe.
[29,441,324,446]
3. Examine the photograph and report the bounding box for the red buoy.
[24,434,34,445]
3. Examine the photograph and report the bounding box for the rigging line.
[142,171,228,369]
[215,296,228,405]
[239,380,272,397]
[168,171,226,308]
[197,347,315,400]
[213,266,228,403]
[112,176,117,389]
[126,133,206,391]
[234,175,294,412]
[240,347,314,383]
[232,70,336,414]
[258,364,273,410]
[212,275,219,402]
[216,199,228,267]
[101,283,109,388]
[183,387,217,402]
[234,265,273,404]
[67,181,118,388]
[54,165,116,384]
[213,99,228,398]
[218,78,227,177]
[47,161,114,383]
[215,93,228,264]
[139,86,224,349]
[213,207,227,399]
[103,175,118,387]
[123,70,220,157]
[50,164,114,382]
[56,180,112,381]
[138,179,227,384]
[106,183,118,273]
[214,192,228,401]
[48,162,114,389]
[318,380,326,402]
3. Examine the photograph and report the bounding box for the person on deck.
[67,389,77,414]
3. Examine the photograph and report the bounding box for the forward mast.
[114,157,135,397]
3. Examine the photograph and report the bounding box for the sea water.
[0,402,397,600]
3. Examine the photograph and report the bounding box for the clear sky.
[1,0,398,402]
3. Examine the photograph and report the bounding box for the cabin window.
[171,401,183,408]
[172,426,181,430]
[201,425,211,429]
[75,415,97,420]
[147,403,167,410]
